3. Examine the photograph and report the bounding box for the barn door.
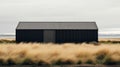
[43,30,55,43]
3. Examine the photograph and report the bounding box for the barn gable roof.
[16,22,98,30]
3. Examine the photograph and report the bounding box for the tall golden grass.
[0,43,119,65]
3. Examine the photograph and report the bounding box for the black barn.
[16,22,98,43]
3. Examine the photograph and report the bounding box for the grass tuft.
[0,39,119,65]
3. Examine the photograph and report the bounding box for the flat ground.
[0,38,120,43]
[99,38,120,41]
[0,38,119,66]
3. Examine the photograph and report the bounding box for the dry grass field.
[0,38,119,65]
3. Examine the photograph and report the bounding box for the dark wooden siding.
[16,30,43,42]
[16,30,98,43]
[55,30,98,43]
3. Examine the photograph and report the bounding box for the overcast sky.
[0,0,120,34]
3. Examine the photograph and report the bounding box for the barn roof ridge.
[16,21,98,30]
[19,21,96,23]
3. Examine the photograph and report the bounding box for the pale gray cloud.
[0,0,120,33]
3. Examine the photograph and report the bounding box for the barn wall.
[55,30,98,43]
[16,30,43,42]
[16,29,98,43]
